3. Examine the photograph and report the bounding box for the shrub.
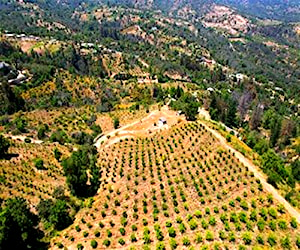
[179,223,186,233]
[267,234,277,247]
[206,231,214,241]
[143,234,151,244]
[209,216,216,226]
[131,233,137,242]
[77,243,84,250]
[256,235,264,245]
[83,231,88,237]
[0,135,10,156]
[290,217,297,228]
[219,230,226,240]
[132,224,137,231]
[189,219,198,230]
[240,200,248,210]
[106,230,112,237]
[195,233,203,243]
[34,158,45,170]
[242,232,252,245]
[168,227,176,238]
[114,117,120,129]
[269,220,277,231]
[94,230,100,237]
[91,240,98,249]
[201,219,208,229]
[296,236,300,248]
[257,219,265,231]
[182,237,190,246]
[169,238,178,249]
[281,236,291,249]
[194,210,202,218]
[229,232,236,242]
[278,220,287,230]
[268,208,277,219]
[118,238,125,246]
[103,239,110,247]
[156,242,166,250]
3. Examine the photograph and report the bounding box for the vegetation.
[0,1,299,249]
[62,145,100,197]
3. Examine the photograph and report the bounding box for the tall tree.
[62,146,100,197]
[0,135,10,157]
[0,197,44,249]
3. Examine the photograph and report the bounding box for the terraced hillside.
[52,121,300,249]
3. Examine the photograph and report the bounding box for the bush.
[169,238,178,249]
[182,237,190,246]
[168,227,176,238]
[143,233,151,244]
[278,220,287,230]
[206,231,214,241]
[91,240,98,249]
[280,236,291,249]
[118,238,125,245]
[267,234,277,247]
[103,239,110,247]
[189,219,198,230]
[130,233,137,242]
[77,243,84,250]
[290,217,297,228]
[179,223,186,233]
[242,232,252,245]
[54,148,62,161]
[34,158,46,170]
[156,242,166,250]
[296,236,300,248]
[0,135,10,156]
[114,117,120,129]
[256,235,264,245]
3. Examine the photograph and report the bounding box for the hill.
[0,0,299,249]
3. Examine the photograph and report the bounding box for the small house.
[158,117,167,127]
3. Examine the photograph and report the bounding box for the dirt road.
[3,134,43,144]
[94,106,182,148]
[201,121,300,224]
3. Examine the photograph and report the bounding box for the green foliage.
[13,116,27,133]
[0,197,44,249]
[0,135,10,157]
[91,240,98,249]
[50,129,68,145]
[37,198,72,230]
[34,158,46,170]
[169,238,177,249]
[119,238,125,245]
[206,230,214,241]
[261,149,290,188]
[62,145,100,197]
[242,232,252,245]
[54,147,62,161]
[170,92,200,121]
[37,124,49,139]
[209,93,238,128]
[48,199,73,230]
[114,117,120,129]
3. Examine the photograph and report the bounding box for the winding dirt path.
[201,121,300,224]
[94,106,181,148]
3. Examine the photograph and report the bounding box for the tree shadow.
[0,153,19,160]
